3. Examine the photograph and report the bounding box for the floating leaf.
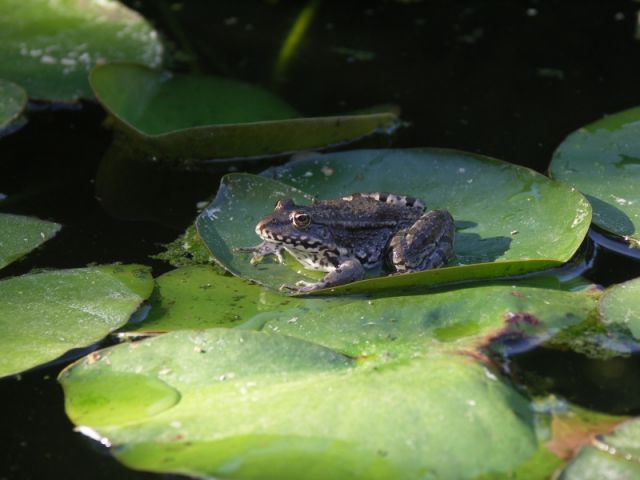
[0,265,153,378]
[60,329,538,479]
[0,213,61,270]
[196,149,591,293]
[258,280,599,357]
[0,0,163,102]
[599,277,640,339]
[90,63,401,159]
[126,265,316,334]
[0,79,27,136]
[550,106,640,245]
[560,418,640,479]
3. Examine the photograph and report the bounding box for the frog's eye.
[292,212,311,228]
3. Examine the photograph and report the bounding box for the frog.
[236,192,455,292]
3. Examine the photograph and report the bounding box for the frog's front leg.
[386,209,455,273]
[234,241,286,265]
[285,259,366,293]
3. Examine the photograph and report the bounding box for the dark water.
[1,1,640,478]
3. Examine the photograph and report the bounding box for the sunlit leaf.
[0,0,163,102]
[0,213,61,270]
[551,106,640,246]
[90,63,401,159]
[0,265,153,378]
[61,329,538,479]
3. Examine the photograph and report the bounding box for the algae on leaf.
[551,105,640,246]
[0,213,61,270]
[0,0,163,102]
[0,265,153,378]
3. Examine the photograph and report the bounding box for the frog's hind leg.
[386,210,455,273]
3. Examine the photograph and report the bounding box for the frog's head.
[255,198,334,252]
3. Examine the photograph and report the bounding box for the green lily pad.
[258,280,600,357]
[127,265,318,334]
[0,264,153,378]
[0,79,27,136]
[599,277,640,339]
[0,213,61,270]
[561,418,640,479]
[196,148,591,294]
[550,106,640,246]
[90,63,401,159]
[60,329,538,479]
[0,0,163,102]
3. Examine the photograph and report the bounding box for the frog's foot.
[234,241,285,265]
[281,259,366,293]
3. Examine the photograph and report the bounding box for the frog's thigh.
[387,210,455,273]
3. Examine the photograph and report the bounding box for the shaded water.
[1,1,640,478]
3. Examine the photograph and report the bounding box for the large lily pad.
[0,264,153,378]
[0,79,27,136]
[129,265,597,353]
[599,277,640,339]
[0,0,163,102]
[258,280,600,357]
[561,417,640,479]
[196,149,591,294]
[60,328,538,479]
[0,213,61,270]
[90,63,401,159]
[550,106,640,246]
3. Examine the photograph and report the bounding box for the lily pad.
[599,277,640,339]
[90,63,401,159]
[196,148,591,293]
[0,79,27,136]
[127,265,320,334]
[550,106,640,246]
[0,264,153,378]
[0,213,61,270]
[0,0,163,102]
[258,280,600,357]
[561,418,640,479]
[60,328,538,479]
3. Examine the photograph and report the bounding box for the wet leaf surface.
[551,106,640,245]
[0,0,163,102]
[197,149,591,293]
[90,63,401,159]
[0,79,27,135]
[61,328,539,479]
[0,213,61,270]
[0,265,153,378]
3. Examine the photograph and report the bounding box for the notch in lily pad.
[90,63,402,160]
[195,148,592,295]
